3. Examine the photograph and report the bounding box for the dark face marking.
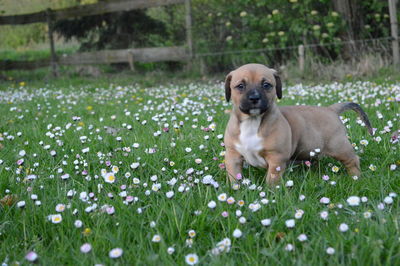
[238,80,271,115]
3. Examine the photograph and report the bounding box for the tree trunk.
[333,0,363,60]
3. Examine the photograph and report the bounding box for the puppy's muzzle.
[248,92,261,104]
[240,89,268,115]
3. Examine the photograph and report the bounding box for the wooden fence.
[0,0,192,74]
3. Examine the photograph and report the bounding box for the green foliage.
[359,0,392,38]
[0,0,79,48]
[192,1,342,65]
[0,46,76,61]
[53,9,167,51]
[0,24,47,48]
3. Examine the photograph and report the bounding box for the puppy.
[223,64,372,185]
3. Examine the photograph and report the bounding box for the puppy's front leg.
[225,147,243,183]
[265,155,286,186]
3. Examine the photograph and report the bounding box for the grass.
[0,46,78,61]
[0,74,399,265]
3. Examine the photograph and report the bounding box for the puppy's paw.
[266,173,281,187]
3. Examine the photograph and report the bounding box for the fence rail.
[0,46,188,71]
[0,0,184,25]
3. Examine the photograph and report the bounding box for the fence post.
[389,0,399,66]
[298,44,305,74]
[46,9,58,77]
[127,50,135,71]
[185,0,193,70]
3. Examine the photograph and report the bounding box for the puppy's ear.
[224,73,232,102]
[273,73,282,99]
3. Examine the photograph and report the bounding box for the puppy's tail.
[329,102,373,135]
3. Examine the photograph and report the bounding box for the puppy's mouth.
[249,109,261,115]
[239,103,268,116]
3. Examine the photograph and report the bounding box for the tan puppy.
[224,64,372,185]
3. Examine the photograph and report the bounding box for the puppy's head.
[225,64,282,116]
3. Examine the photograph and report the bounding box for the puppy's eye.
[262,82,272,89]
[236,84,245,91]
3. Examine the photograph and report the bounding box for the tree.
[53,8,166,51]
[332,0,363,58]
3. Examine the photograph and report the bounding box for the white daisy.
[347,196,360,206]
[326,247,335,255]
[104,173,116,184]
[80,243,92,253]
[232,228,242,238]
[109,248,123,258]
[51,214,62,224]
[185,253,199,265]
[339,223,349,232]
[261,219,271,226]
[217,193,227,202]
[152,234,161,242]
[285,219,295,228]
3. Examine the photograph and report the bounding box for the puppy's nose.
[248,93,260,103]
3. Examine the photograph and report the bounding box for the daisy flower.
[234,213,244,222]
[320,197,330,204]
[285,180,294,187]
[112,166,119,173]
[295,209,304,219]
[130,162,140,169]
[152,234,161,242]
[167,247,175,254]
[322,175,330,181]
[339,223,349,232]
[51,214,62,224]
[74,220,83,228]
[261,219,271,226]
[25,251,38,262]
[326,247,335,255]
[80,243,92,253]
[185,253,199,265]
[363,211,372,218]
[55,204,66,212]
[227,197,235,204]
[232,183,240,190]
[232,228,242,238]
[17,201,26,208]
[369,164,376,171]
[217,193,227,201]
[166,191,174,198]
[384,196,393,204]
[104,173,116,184]
[285,244,294,251]
[109,248,123,258]
[320,211,329,220]
[285,219,295,228]
[188,230,196,238]
[347,196,360,206]
[297,234,308,242]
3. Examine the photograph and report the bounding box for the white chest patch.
[235,117,266,168]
